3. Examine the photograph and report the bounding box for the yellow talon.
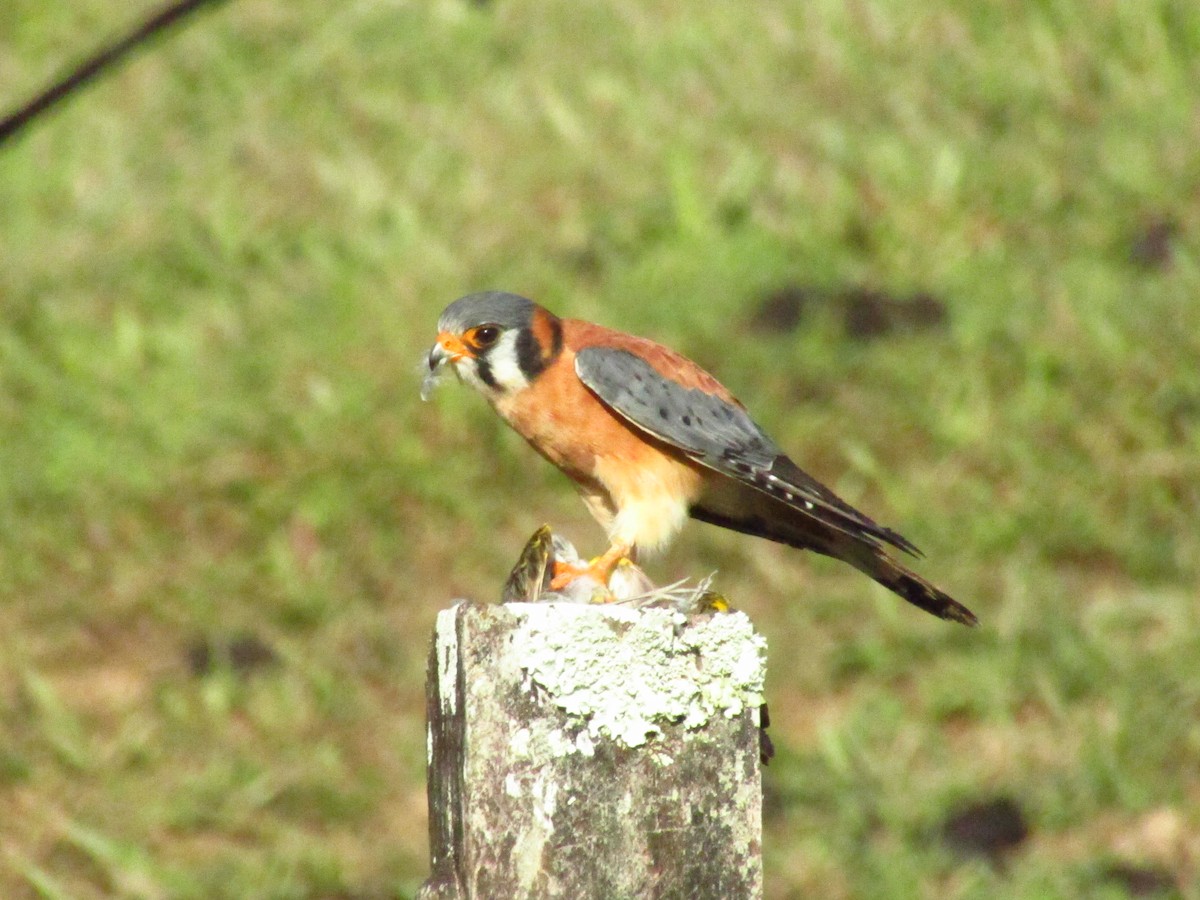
[549,542,633,593]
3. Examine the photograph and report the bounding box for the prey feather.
[420,354,453,402]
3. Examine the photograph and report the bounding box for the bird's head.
[423,291,563,401]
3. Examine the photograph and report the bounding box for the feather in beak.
[421,332,474,401]
[421,343,451,402]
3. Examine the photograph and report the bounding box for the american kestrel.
[424,291,977,626]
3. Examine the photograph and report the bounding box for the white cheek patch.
[451,330,531,398]
[485,330,531,394]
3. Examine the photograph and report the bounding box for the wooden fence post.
[418,601,767,900]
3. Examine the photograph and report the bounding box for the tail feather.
[848,550,978,627]
[691,483,978,626]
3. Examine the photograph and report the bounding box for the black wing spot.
[682,415,692,426]
[659,407,669,420]
[695,416,703,426]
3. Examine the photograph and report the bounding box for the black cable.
[0,0,230,146]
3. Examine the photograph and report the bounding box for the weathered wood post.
[418,601,768,900]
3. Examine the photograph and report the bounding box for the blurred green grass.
[2,1,1198,897]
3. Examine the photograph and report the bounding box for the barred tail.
[850,550,978,627]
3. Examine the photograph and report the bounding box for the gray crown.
[438,291,536,333]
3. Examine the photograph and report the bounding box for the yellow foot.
[549,543,633,596]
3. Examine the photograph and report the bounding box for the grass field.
[2,1,1198,897]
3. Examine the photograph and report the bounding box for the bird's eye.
[472,324,501,348]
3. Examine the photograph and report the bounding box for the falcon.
[423,291,977,626]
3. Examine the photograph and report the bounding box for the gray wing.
[574,346,921,557]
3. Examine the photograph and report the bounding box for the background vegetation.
[2,1,1198,896]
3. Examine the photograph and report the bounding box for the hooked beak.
[435,332,473,364]
[421,332,471,402]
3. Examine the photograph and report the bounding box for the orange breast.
[493,323,710,550]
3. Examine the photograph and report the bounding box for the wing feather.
[574,346,920,557]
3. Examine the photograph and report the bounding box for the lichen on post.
[418,600,767,900]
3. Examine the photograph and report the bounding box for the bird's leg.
[549,541,634,593]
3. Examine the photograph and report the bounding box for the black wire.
[0,0,231,147]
